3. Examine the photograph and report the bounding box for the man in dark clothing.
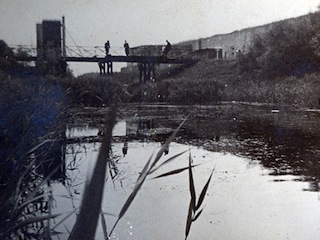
[163,40,171,57]
[105,41,110,55]
[124,40,130,56]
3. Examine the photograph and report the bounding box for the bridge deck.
[15,55,196,65]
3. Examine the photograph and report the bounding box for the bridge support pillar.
[138,63,156,84]
[106,61,113,76]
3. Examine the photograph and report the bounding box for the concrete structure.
[36,20,66,76]
[178,14,311,60]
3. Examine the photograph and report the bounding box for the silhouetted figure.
[163,40,171,57]
[124,40,130,56]
[98,61,105,76]
[105,41,110,55]
[122,142,128,156]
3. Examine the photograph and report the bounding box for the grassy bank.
[60,74,130,107]
[126,59,320,108]
[0,75,67,239]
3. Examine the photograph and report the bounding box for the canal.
[50,103,320,239]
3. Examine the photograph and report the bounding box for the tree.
[239,35,266,72]
[310,7,320,58]
[0,40,19,72]
[263,20,317,78]
[241,17,318,78]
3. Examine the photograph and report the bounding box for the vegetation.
[0,40,20,73]
[60,75,129,107]
[0,75,66,239]
[240,20,319,78]
[1,8,320,239]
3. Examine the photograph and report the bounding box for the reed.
[185,153,214,240]
[0,76,67,239]
[68,102,118,240]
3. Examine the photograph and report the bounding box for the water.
[50,104,320,239]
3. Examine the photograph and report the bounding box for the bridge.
[11,17,196,82]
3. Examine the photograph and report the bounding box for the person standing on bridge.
[163,40,171,57]
[105,41,110,55]
[124,40,130,56]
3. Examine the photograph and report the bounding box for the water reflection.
[65,110,320,192]
[122,142,128,156]
[234,119,320,191]
[118,105,320,192]
[44,105,320,239]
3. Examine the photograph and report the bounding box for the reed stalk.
[68,102,117,240]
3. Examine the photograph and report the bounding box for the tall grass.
[0,75,66,239]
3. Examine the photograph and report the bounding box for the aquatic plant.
[185,153,214,240]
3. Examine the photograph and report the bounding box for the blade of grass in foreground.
[195,167,215,211]
[69,103,117,240]
[51,210,77,231]
[109,154,153,236]
[185,153,196,240]
[148,150,188,175]
[2,214,61,238]
[152,163,201,179]
[185,155,215,240]
[24,166,59,205]
[109,116,189,237]
[149,115,189,171]
[188,153,196,211]
[100,211,108,240]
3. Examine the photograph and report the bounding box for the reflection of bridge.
[12,17,196,81]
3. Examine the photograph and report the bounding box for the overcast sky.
[1,0,320,75]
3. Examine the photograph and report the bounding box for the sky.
[1,0,320,76]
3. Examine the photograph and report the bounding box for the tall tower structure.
[36,19,66,76]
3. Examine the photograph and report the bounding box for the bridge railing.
[65,46,127,58]
[9,44,194,61]
[130,44,193,59]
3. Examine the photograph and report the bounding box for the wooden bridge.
[14,46,196,82]
[12,16,196,81]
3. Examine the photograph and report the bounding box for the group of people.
[104,40,130,56]
[99,40,172,76]
[104,40,171,57]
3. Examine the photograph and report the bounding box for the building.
[178,14,311,60]
[36,20,66,76]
